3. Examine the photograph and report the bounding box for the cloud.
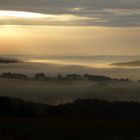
[0,10,100,26]
[0,0,140,27]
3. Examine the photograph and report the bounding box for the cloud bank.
[0,0,140,27]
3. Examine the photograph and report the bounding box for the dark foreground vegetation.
[1,96,140,118]
[0,96,140,139]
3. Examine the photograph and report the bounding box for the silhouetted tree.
[66,74,81,80]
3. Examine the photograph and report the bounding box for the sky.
[0,0,140,55]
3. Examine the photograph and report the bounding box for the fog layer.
[0,79,140,105]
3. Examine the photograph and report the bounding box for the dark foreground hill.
[1,97,140,139]
[1,96,140,119]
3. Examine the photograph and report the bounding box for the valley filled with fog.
[0,78,139,105]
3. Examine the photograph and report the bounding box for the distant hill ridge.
[111,60,140,67]
[0,58,21,63]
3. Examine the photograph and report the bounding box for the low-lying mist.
[0,62,140,81]
[0,79,140,105]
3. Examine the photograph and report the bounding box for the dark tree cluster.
[0,96,50,117]
[0,72,28,79]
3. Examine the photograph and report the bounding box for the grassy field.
[0,118,140,140]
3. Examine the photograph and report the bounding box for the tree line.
[0,72,132,82]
